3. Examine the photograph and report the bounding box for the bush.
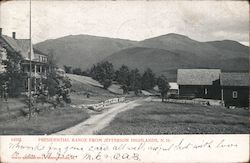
[87,106,95,110]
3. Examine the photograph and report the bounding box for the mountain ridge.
[34,33,249,81]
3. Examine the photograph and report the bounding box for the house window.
[41,56,47,62]
[232,91,238,99]
[204,88,208,95]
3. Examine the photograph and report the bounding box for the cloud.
[0,0,248,45]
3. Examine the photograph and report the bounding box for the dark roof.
[177,69,221,85]
[1,35,48,59]
[220,72,249,86]
[0,35,33,59]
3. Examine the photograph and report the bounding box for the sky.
[0,0,249,46]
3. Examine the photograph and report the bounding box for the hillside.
[34,35,137,69]
[105,34,249,81]
[68,74,123,101]
[104,47,195,81]
[35,33,249,81]
[139,33,248,59]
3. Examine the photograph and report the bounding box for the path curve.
[54,98,146,135]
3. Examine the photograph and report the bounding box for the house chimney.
[12,32,16,39]
[0,28,2,36]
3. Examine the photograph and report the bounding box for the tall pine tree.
[141,68,156,90]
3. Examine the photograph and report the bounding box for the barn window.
[232,91,238,98]
[204,88,208,95]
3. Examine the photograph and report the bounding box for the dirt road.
[55,98,147,135]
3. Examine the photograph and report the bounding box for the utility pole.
[28,0,32,120]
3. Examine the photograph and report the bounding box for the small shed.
[168,82,179,97]
[220,73,249,107]
[141,90,154,96]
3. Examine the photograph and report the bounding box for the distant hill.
[206,40,249,53]
[105,34,249,81]
[35,33,249,81]
[138,33,248,59]
[104,47,194,81]
[34,35,137,69]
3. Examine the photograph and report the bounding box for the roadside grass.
[98,101,249,134]
[0,106,89,135]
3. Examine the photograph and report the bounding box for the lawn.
[0,74,122,135]
[0,106,89,135]
[98,100,249,134]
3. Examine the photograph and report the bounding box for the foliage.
[42,52,72,104]
[115,65,130,94]
[157,75,170,102]
[0,73,7,97]
[90,61,115,89]
[102,79,112,89]
[47,49,57,70]
[128,68,142,95]
[44,71,58,97]
[63,65,72,73]
[141,68,156,90]
[116,65,130,86]
[72,68,82,75]
[1,48,25,97]
[43,71,72,104]
[57,76,72,104]
[115,66,143,94]
[81,69,90,76]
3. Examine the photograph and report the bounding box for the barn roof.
[220,72,249,86]
[169,82,178,90]
[177,69,221,85]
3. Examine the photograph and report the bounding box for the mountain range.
[34,35,136,69]
[35,33,249,81]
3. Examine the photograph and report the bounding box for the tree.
[47,49,57,71]
[128,68,142,95]
[116,65,130,94]
[72,68,82,75]
[141,68,156,90]
[157,75,170,102]
[103,79,112,90]
[56,75,72,104]
[63,65,72,74]
[1,49,25,97]
[116,65,130,85]
[82,68,90,76]
[89,61,115,89]
[42,51,72,104]
[44,71,58,97]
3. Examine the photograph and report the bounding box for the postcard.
[0,0,249,162]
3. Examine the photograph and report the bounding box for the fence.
[165,98,222,106]
[71,97,125,111]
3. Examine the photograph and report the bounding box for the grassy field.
[0,106,89,135]
[0,74,120,135]
[98,100,249,134]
